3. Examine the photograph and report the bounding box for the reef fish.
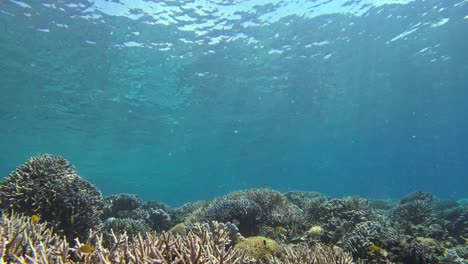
[78,244,95,254]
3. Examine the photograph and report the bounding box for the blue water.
[0,0,467,206]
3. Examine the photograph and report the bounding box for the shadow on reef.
[0,154,467,263]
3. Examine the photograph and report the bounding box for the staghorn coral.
[205,199,264,236]
[1,212,248,263]
[0,154,104,242]
[0,212,70,263]
[80,221,247,264]
[272,244,354,264]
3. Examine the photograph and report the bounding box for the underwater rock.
[0,154,104,242]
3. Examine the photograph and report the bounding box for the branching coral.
[0,212,247,263]
[87,222,245,264]
[272,244,354,264]
[0,154,104,242]
[0,212,69,263]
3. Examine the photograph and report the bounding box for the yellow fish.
[31,214,40,224]
[78,244,95,254]
[275,226,286,233]
[369,244,382,252]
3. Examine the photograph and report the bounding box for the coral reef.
[0,155,467,263]
[0,154,103,242]
[102,193,174,237]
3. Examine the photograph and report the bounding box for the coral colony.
[0,155,467,263]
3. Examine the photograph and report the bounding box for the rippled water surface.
[1,0,467,205]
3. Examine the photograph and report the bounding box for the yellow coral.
[308,225,324,235]
[235,236,281,260]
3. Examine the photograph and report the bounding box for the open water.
[0,0,467,206]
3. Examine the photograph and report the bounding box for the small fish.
[78,244,95,254]
[232,218,240,225]
[369,244,382,252]
[275,226,286,233]
[31,214,40,224]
